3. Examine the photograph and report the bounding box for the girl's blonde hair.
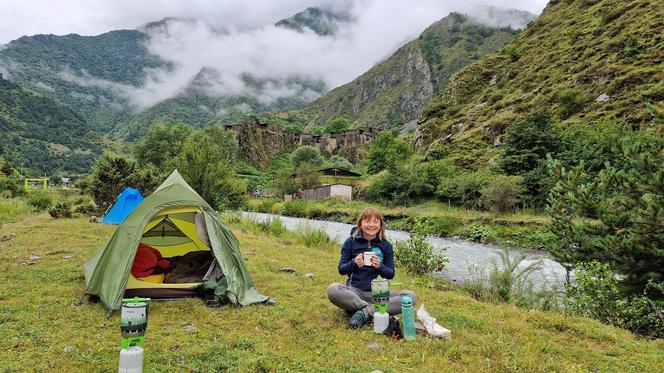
[354,207,387,241]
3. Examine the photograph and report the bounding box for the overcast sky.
[0,1,550,110]
[0,0,548,44]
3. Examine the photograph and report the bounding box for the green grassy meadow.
[1,213,663,372]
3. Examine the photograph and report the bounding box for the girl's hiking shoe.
[349,309,369,328]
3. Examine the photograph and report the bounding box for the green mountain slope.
[416,0,664,164]
[275,6,352,36]
[0,74,101,174]
[0,30,167,133]
[112,74,325,141]
[293,11,530,130]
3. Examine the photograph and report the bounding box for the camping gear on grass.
[83,170,269,311]
[382,316,403,340]
[121,298,150,349]
[118,345,143,373]
[373,311,389,333]
[371,276,390,333]
[416,304,452,340]
[102,187,144,224]
[401,296,416,340]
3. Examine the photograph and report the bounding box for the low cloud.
[5,1,548,110]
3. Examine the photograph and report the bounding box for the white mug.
[363,252,374,266]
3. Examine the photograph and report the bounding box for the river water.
[241,212,568,290]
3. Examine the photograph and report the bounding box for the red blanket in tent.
[131,243,172,278]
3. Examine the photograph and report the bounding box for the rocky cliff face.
[225,116,378,168]
[296,11,529,130]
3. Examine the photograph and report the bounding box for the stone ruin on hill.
[225,116,379,168]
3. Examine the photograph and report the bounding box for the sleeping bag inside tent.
[83,170,269,311]
[102,187,144,224]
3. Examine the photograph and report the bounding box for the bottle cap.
[400,296,413,306]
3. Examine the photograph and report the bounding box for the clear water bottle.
[401,296,416,340]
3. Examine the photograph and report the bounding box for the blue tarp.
[102,187,144,224]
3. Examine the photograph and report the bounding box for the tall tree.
[176,125,246,209]
[547,139,664,297]
[134,123,193,170]
[499,113,561,206]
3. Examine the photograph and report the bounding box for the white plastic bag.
[416,304,452,340]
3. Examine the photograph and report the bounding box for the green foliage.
[367,132,413,174]
[280,200,309,217]
[467,224,494,243]
[256,217,285,237]
[0,30,167,133]
[26,190,54,211]
[272,170,301,196]
[498,113,561,206]
[290,146,324,169]
[177,125,247,210]
[88,153,159,209]
[547,138,664,300]
[367,158,455,205]
[0,177,24,198]
[0,75,100,175]
[504,44,521,61]
[134,123,193,170]
[413,216,463,237]
[48,199,73,219]
[557,89,588,119]
[480,175,525,213]
[295,224,333,248]
[565,262,664,338]
[0,197,32,225]
[436,170,492,207]
[463,248,557,309]
[417,0,663,161]
[394,233,448,275]
[324,117,350,133]
[295,162,322,189]
[324,155,353,170]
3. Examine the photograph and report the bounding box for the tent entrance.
[125,206,221,298]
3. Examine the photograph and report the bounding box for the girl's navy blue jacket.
[338,230,395,291]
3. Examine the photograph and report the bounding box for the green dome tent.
[83,170,268,311]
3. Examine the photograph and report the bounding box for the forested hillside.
[416,0,663,164]
[0,75,101,174]
[0,30,166,133]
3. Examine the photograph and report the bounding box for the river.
[241,212,568,290]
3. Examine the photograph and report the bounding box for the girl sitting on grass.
[327,207,416,328]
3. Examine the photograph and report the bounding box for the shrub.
[480,175,525,212]
[565,262,664,338]
[395,234,448,275]
[48,199,73,219]
[0,177,24,198]
[256,199,278,213]
[0,198,32,225]
[26,190,54,211]
[387,217,416,232]
[467,224,494,242]
[295,224,332,248]
[504,44,520,61]
[280,200,310,217]
[436,170,492,207]
[462,248,558,309]
[290,146,324,169]
[414,216,463,237]
[256,218,285,237]
[557,88,588,119]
